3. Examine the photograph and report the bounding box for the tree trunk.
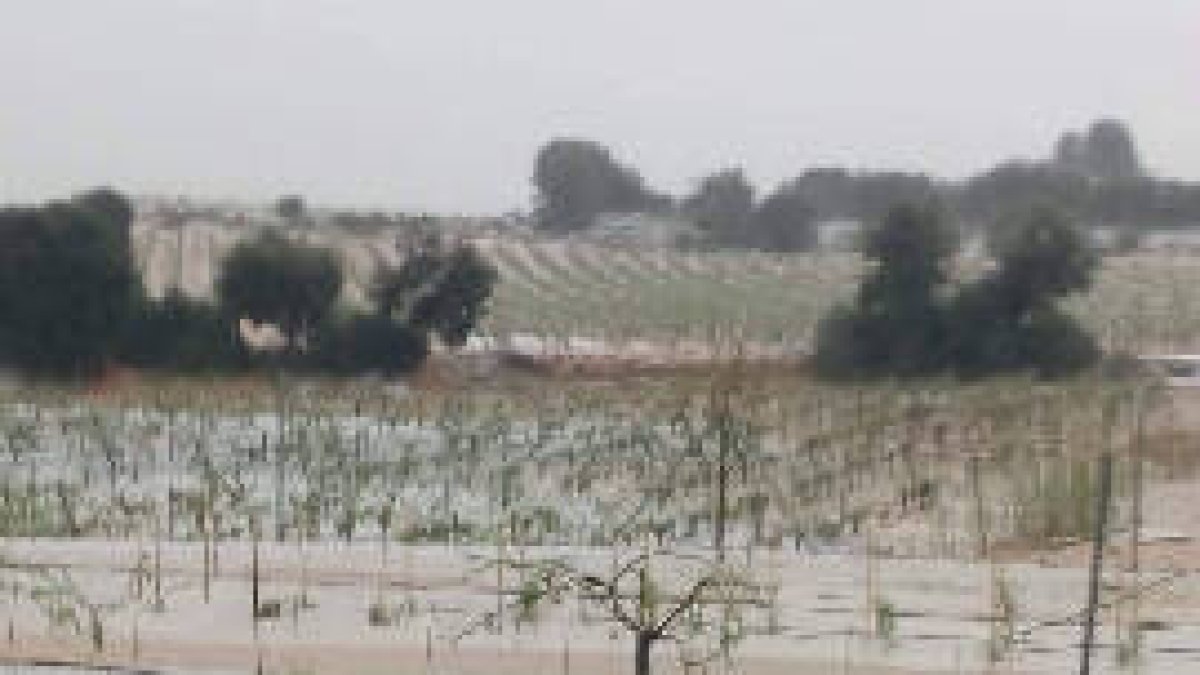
[635,631,655,675]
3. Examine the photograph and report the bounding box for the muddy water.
[3,541,1200,674]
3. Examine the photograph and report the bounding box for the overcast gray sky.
[2,0,1197,214]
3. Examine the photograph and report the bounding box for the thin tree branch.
[653,577,711,637]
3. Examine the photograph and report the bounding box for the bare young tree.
[455,539,769,675]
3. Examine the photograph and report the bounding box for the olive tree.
[216,231,342,356]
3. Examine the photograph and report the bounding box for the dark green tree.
[371,241,498,347]
[814,203,957,377]
[311,314,429,376]
[0,192,141,377]
[682,169,755,246]
[120,290,247,372]
[216,231,342,355]
[988,207,1097,303]
[275,195,307,224]
[749,184,818,252]
[962,162,1089,228]
[1081,119,1144,181]
[851,172,940,223]
[1053,131,1089,176]
[532,138,668,232]
[74,187,136,253]
[779,170,937,223]
[949,207,1099,377]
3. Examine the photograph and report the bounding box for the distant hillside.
[133,222,1200,356]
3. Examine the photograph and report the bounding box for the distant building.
[585,213,700,248]
[1141,229,1200,251]
[1091,226,1200,253]
[815,219,862,252]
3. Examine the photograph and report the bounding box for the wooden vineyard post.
[203,493,211,604]
[154,517,164,612]
[252,515,261,640]
[1080,450,1114,675]
[1129,392,1145,662]
[425,624,433,674]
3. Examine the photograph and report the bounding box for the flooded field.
[0,377,1195,673]
[6,538,1200,674]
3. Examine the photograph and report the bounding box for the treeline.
[150,195,447,234]
[0,190,496,379]
[533,119,1195,250]
[814,203,1099,379]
